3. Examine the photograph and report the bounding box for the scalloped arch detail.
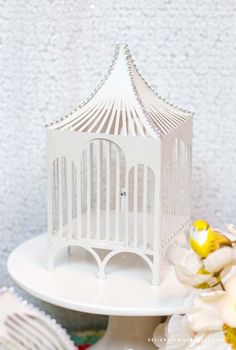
[100,249,154,280]
[48,242,103,276]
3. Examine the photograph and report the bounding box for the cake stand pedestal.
[7,234,190,350]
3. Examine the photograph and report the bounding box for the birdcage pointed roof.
[47,44,193,138]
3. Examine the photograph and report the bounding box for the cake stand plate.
[7,234,190,349]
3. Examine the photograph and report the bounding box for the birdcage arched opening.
[80,138,126,244]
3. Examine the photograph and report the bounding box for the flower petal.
[188,292,225,332]
[218,275,236,327]
[184,254,203,274]
[219,294,236,328]
[153,321,168,348]
[188,331,230,350]
[175,265,212,288]
[203,248,234,273]
[167,315,194,347]
[225,275,236,302]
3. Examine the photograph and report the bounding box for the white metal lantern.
[46,44,193,285]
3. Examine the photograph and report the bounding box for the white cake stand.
[7,234,190,349]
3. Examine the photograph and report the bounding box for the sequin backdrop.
[1,0,236,329]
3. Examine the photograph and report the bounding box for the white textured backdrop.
[1,0,236,329]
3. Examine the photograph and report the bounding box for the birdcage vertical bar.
[58,157,63,238]
[125,168,129,247]
[179,138,182,223]
[185,143,188,221]
[173,139,177,235]
[161,160,166,249]
[181,141,184,221]
[188,143,192,219]
[53,159,58,235]
[153,166,161,285]
[105,141,111,240]
[177,136,180,230]
[187,145,190,220]
[187,143,190,220]
[133,165,138,248]
[77,161,82,240]
[172,142,175,237]
[48,161,53,242]
[174,138,178,234]
[67,160,72,240]
[170,143,173,238]
[182,138,185,224]
[186,144,189,220]
[170,149,173,237]
[115,148,120,241]
[179,137,183,223]
[142,165,147,250]
[180,138,183,226]
[167,158,170,241]
[96,141,101,239]
[165,161,169,242]
[86,144,91,239]
[174,138,177,231]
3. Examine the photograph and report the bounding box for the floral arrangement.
[153,221,236,350]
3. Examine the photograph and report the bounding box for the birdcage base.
[7,234,190,350]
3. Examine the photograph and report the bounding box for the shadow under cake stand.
[7,234,190,350]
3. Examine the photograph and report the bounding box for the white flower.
[153,314,194,349]
[203,247,236,274]
[167,246,211,288]
[187,292,230,349]
[153,292,232,350]
[219,275,236,328]
[174,247,236,290]
[188,291,225,332]
[190,332,231,350]
[174,252,214,289]
[154,223,236,350]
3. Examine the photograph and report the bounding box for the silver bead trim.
[123,44,161,138]
[125,45,193,117]
[46,43,194,135]
[45,44,120,129]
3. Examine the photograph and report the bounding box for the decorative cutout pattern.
[47,44,192,138]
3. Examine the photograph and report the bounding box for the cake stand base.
[7,234,190,350]
[91,316,158,349]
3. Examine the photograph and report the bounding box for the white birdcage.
[46,44,193,285]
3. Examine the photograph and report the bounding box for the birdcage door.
[80,139,126,244]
